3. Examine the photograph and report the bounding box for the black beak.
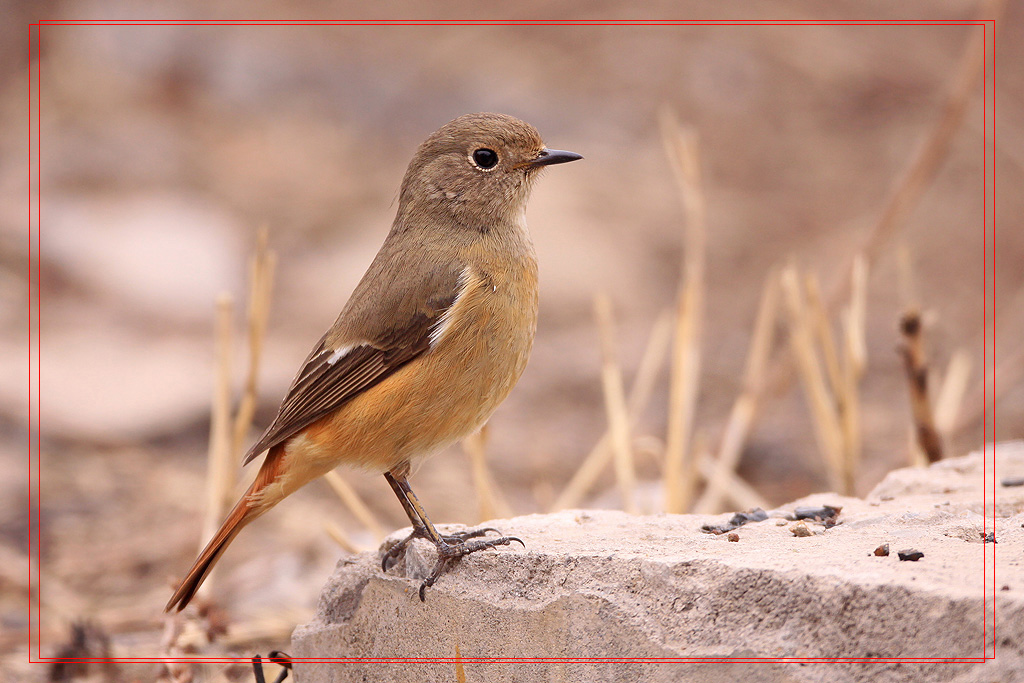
[528,148,584,167]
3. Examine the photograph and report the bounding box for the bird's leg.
[381,470,524,600]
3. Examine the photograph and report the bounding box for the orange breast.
[285,246,539,481]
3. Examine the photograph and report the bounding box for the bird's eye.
[472,148,499,170]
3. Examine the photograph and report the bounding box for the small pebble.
[776,520,787,526]
[727,533,739,542]
[981,532,996,543]
[1001,585,1011,591]
[1000,476,1024,487]
[791,522,812,537]
[898,549,924,561]
[873,544,889,557]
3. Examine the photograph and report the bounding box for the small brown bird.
[166,113,582,610]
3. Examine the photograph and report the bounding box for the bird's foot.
[380,526,524,600]
[417,532,524,601]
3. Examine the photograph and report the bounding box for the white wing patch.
[326,345,354,365]
[429,266,473,349]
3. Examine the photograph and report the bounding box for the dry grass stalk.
[806,274,844,402]
[807,267,865,495]
[230,228,277,461]
[695,450,771,512]
[752,6,1000,430]
[829,2,1003,310]
[197,233,279,600]
[550,310,672,511]
[659,109,706,514]
[323,520,362,554]
[934,350,972,440]
[462,425,514,522]
[899,311,943,463]
[695,268,779,513]
[781,265,845,491]
[200,293,236,559]
[323,471,386,541]
[838,255,869,493]
[594,293,638,514]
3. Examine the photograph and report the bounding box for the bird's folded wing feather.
[241,258,466,465]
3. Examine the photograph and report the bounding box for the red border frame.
[27,18,996,667]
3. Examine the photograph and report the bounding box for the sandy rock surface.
[292,443,1022,682]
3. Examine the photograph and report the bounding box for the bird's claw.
[416,533,525,602]
[379,526,524,600]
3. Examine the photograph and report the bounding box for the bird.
[165,112,582,610]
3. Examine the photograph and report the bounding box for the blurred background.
[3,1,1019,679]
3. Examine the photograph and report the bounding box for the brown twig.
[899,311,943,463]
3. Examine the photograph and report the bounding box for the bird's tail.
[165,445,285,612]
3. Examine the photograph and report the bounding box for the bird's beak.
[526,148,584,168]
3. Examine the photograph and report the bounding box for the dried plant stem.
[551,310,672,511]
[806,274,844,403]
[462,425,513,522]
[323,471,386,541]
[830,4,1002,309]
[695,451,771,512]
[934,350,972,439]
[899,311,943,463]
[754,7,1000,427]
[781,266,844,490]
[695,268,779,513]
[838,255,869,492]
[660,110,706,514]
[594,293,637,513]
[322,520,363,555]
[231,228,277,461]
[201,294,236,558]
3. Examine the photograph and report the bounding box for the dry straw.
[695,268,779,513]
[550,310,672,511]
[593,293,638,513]
[462,426,514,523]
[659,108,706,514]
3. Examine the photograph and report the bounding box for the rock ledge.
[292,443,1023,683]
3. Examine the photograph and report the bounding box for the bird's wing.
[241,254,466,465]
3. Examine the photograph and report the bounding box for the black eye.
[472,148,498,169]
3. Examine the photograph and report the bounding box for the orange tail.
[165,446,284,612]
